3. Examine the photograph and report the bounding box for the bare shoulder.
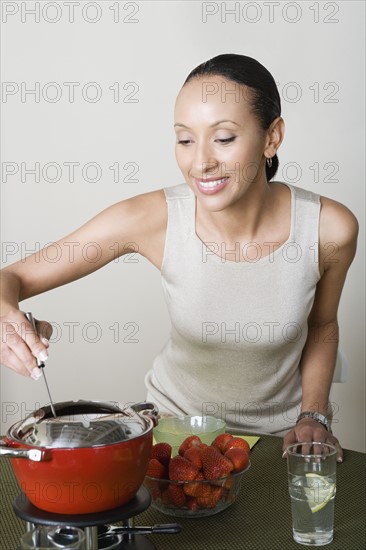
[113,188,167,267]
[319,195,358,272]
[118,188,167,228]
[98,188,166,238]
[319,195,359,247]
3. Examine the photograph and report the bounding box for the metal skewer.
[98,523,182,538]
[25,312,56,418]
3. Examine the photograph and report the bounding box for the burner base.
[12,486,151,526]
[12,488,155,550]
[15,536,156,550]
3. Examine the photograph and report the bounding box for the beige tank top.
[145,182,321,435]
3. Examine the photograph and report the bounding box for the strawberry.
[211,433,233,453]
[186,496,198,511]
[224,447,249,472]
[169,456,199,481]
[202,446,233,480]
[151,442,172,466]
[178,435,202,456]
[184,446,204,470]
[146,458,165,479]
[223,476,235,491]
[183,472,211,498]
[169,484,186,507]
[197,485,223,509]
[224,437,250,454]
[182,482,197,498]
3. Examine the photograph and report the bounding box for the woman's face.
[174,75,270,211]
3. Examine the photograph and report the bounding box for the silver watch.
[296,411,331,432]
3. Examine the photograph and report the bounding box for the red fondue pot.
[0,400,158,514]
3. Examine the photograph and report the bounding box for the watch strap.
[296,411,331,431]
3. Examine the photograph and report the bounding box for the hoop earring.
[266,157,272,168]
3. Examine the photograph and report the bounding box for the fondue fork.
[25,312,57,418]
[98,523,182,538]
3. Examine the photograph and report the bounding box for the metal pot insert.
[2,400,158,457]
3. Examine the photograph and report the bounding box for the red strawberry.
[197,485,223,509]
[146,458,165,479]
[183,482,197,498]
[169,483,186,507]
[183,472,211,498]
[202,446,233,480]
[186,496,198,511]
[224,447,249,472]
[178,435,202,456]
[184,446,204,470]
[223,476,235,491]
[151,442,172,466]
[211,433,233,453]
[224,437,250,454]
[169,456,199,481]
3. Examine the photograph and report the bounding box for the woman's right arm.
[0,189,167,377]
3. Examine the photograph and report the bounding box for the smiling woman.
[177,53,282,182]
[0,54,358,463]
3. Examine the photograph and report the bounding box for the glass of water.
[286,442,337,546]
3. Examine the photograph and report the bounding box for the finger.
[296,423,326,455]
[36,319,53,341]
[18,319,49,362]
[4,327,46,375]
[298,433,318,456]
[41,337,50,348]
[2,330,36,374]
[335,443,343,463]
[325,436,343,463]
[0,345,41,378]
[1,311,46,370]
[313,440,326,456]
[282,431,298,458]
[301,428,339,464]
[1,313,49,375]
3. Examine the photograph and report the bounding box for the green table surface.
[1,434,365,550]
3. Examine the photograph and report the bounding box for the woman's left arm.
[283,197,359,462]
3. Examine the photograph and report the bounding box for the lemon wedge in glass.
[304,473,336,514]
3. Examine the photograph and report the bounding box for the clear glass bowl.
[144,463,250,518]
[153,415,226,455]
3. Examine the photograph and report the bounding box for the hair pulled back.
[183,54,281,181]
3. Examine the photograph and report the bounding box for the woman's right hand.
[0,309,53,378]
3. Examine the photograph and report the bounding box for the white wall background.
[1,1,365,452]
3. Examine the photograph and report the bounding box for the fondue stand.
[13,486,180,549]
[2,401,179,548]
[2,402,181,548]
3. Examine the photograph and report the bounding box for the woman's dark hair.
[183,54,281,182]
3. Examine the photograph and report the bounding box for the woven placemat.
[1,435,365,550]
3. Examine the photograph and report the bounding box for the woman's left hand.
[282,418,343,463]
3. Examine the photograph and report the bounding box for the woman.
[0,54,358,461]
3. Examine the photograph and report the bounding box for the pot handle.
[130,402,159,426]
[0,440,45,462]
